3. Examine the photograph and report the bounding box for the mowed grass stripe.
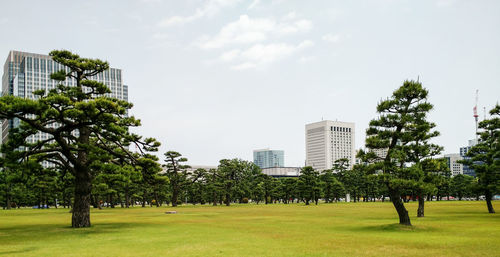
[0,201,498,257]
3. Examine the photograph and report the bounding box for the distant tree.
[136,154,164,207]
[217,159,260,206]
[460,104,500,213]
[298,166,320,205]
[163,151,201,207]
[205,168,222,206]
[281,177,298,204]
[450,174,474,201]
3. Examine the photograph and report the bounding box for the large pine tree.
[0,50,159,227]
[365,80,437,225]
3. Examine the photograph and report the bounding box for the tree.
[365,80,435,226]
[450,174,474,201]
[404,106,442,217]
[461,104,500,213]
[0,50,159,227]
[298,166,320,205]
[217,159,260,206]
[163,151,201,207]
[136,154,164,207]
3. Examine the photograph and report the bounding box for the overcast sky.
[1,0,499,166]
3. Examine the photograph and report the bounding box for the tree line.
[0,153,486,210]
[0,51,498,228]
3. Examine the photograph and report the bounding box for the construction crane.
[473,90,479,140]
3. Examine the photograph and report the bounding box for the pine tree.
[0,50,159,227]
[365,80,436,225]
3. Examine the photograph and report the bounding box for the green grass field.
[0,201,498,257]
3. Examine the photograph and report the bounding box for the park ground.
[0,201,499,257]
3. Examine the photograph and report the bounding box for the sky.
[0,0,499,166]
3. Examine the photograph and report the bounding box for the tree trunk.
[171,188,179,207]
[125,190,130,208]
[225,192,231,206]
[154,192,159,207]
[72,167,92,228]
[6,193,11,210]
[417,195,425,217]
[485,190,495,213]
[390,189,412,226]
[142,189,146,207]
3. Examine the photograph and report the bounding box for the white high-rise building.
[305,120,355,171]
[444,153,464,177]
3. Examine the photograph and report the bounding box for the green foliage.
[0,50,159,226]
[365,80,441,224]
[298,166,320,205]
[460,104,500,213]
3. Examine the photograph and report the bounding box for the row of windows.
[331,126,352,132]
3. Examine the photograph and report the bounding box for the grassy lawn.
[0,201,498,257]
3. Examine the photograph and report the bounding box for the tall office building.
[305,120,355,171]
[1,50,128,152]
[444,153,464,177]
[253,149,284,169]
[459,139,477,177]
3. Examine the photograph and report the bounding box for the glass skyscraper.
[1,51,128,164]
[253,149,284,169]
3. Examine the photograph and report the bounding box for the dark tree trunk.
[110,194,115,208]
[6,194,11,210]
[212,191,217,206]
[119,194,124,208]
[171,188,179,207]
[417,195,425,217]
[154,192,159,207]
[142,189,146,207]
[390,189,412,226]
[72,167,92,228]
[485,190,495,213]
[225,192,231,206]
[125,190,130,208]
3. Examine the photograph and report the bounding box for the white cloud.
[436,0,456,7]
[0,18,8,25]
[247,0,260,10]
[298,56,315,63]
[223,40,314,70]
[158,0,240,27]
[220,49,241,62]
[231,62,257,70]
[152,33,168,39]
[197,14,312,49]
[322,33,340,43]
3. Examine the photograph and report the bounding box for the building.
[261,167,300,177]
[369,148,388,160]
[305,120,355,171]
[460,139,477,177]
[444,153,463,177]
[253,148,284,169]
[1,50,128,163]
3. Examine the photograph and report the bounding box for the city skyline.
[0,1,499,166]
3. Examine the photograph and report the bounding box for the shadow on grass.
[351,223,434,233]
[0,222,153,242]
[0,247,37,255]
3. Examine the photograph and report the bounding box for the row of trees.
[0,51,497,228]
[0,151,484,209]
